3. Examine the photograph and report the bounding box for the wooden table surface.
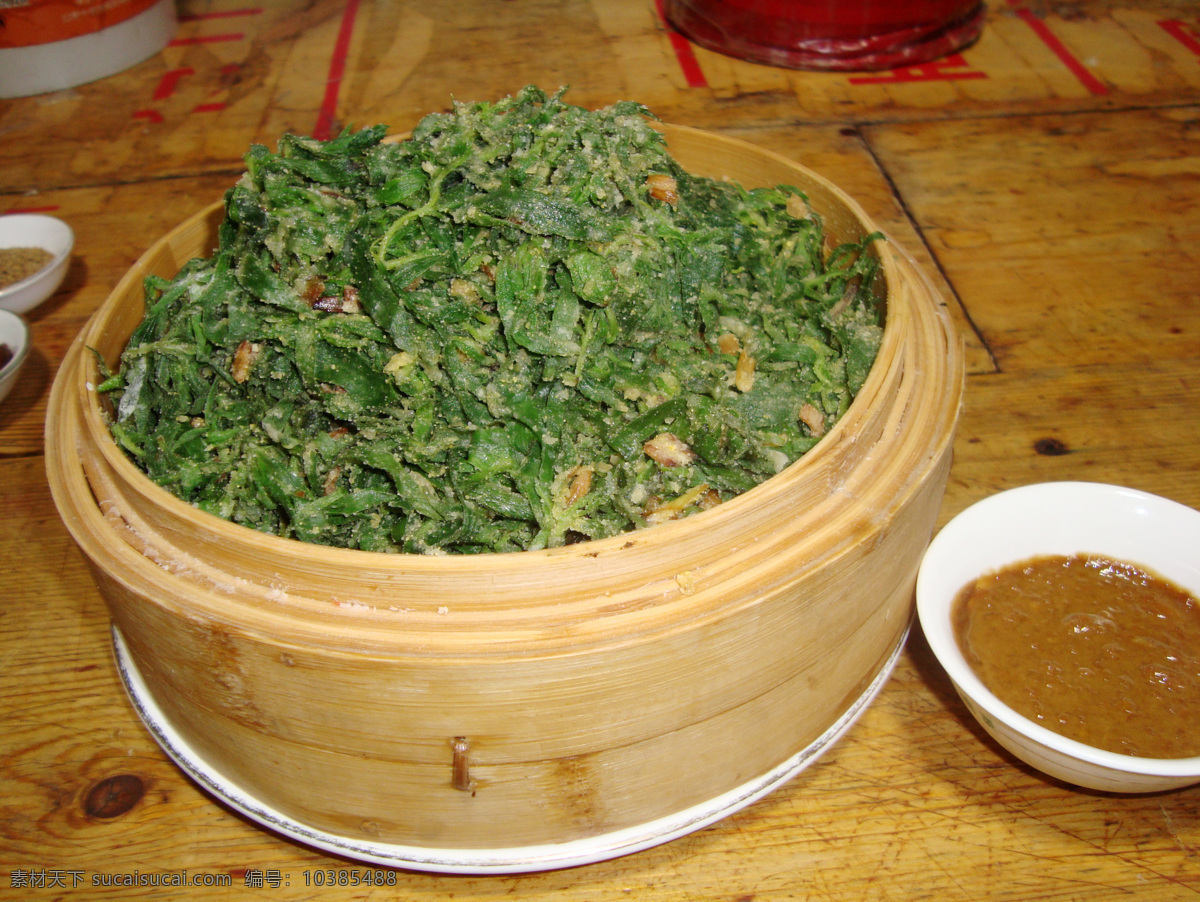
[3,1,1200,898]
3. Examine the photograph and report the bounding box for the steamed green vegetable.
[101,86,883,554]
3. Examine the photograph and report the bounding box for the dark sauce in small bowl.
[954,553,1200,759]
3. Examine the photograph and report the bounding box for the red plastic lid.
[662,0,986,71]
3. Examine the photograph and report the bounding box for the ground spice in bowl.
[0,247,55,290]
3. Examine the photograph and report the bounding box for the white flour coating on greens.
[100,87,883,554]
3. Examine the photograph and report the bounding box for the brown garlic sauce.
[953,553,1200,759]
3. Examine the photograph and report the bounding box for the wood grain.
[2,0,1200,897]
[864,106,1200,374]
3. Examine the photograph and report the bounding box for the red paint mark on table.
[654,0,708,88]
[1159,19,1200,57]
[5,205,60,215]
[134,61,244,122]
[848,53,986,84]
[312,0,362,140]
[1008,2,1109,95]
[152,67,195,101]
[178,7,264,21]
[169,33,245,46]
[191,65,243,114]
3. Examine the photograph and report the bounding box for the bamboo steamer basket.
[46,123,964,872]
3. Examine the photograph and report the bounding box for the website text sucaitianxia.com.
[7,867,400,889]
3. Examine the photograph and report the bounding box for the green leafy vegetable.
[103,86,883,554]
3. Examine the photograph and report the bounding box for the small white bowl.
[0,214,74,315]
[917,481,1200,793]
[0,309,30,404]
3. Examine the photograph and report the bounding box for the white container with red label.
[0,0,177,98]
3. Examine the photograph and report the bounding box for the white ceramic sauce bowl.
[0,309,31,404]
[917,481,1200,793]
[0,214,74,315]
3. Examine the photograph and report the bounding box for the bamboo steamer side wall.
[45,124,965,853]
[80,449,945,848]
